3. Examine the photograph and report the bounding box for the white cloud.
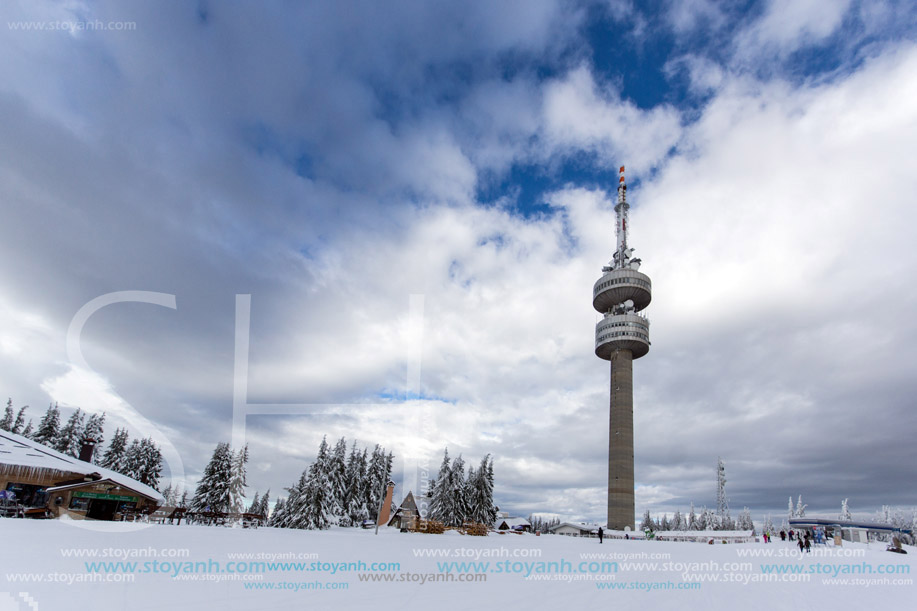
[733,0,854,65]
[542,66,683,173]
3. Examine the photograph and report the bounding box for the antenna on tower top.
[612,165,631,269]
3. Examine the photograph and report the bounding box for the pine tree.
[328,437,348,521]
[55,409,85,457]
[79,412,106,460]
[33,403,61,447]
[795,495,807,518]
[12,405,27,434]
[99,428,130,473]
[162,483,174,506]
[365,444,391,524]
[429,449,453,525]
[127,438,163,490]
[257,490,271,518]
[764,514,775,535]
[191,442,233,513]
[179,489,189,509]
[841,498,852,520]
[688,502,697,530]
[788,496,795,520]
[286,437,333,530]
[268,498,286,527]
[467,455,496,526]
[716,457,730,525]
[738,507,755,533]
[20,419,33,438]
[640,510,656,531]
[229,444,249,513]
[448,454,467,527]
[343,442,369,526]
[672,510,684,531]
[247,492,261,514]
[0,399,14,431]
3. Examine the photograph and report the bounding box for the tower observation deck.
[593,166,651,531]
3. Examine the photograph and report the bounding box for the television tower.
[592,166,651,531]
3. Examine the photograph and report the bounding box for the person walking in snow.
[780,530,786,541]
[798,537,805,553]
[804,536,811,553]
[598,527,604,544]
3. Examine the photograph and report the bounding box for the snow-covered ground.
[2,519,914,610]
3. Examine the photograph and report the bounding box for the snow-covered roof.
[654,530,755,538]
[549,522,601,533]
[789,517,910,533]
[0,430,165,504]
[495,517,531,528]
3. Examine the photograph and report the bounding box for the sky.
[1,0,916,527]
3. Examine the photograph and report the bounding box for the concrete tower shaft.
[593,166,651,532]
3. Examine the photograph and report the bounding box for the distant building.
[387,491,431,529]
[789,517,912,543]
[549,522,600,537]
[0,431,164,520]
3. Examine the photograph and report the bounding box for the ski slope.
[1,519,913,610]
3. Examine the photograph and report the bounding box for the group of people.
[759,528,827,551]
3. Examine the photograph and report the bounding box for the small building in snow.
[0,431,164,520]
[549,522,600,537]
[387,491,432,529]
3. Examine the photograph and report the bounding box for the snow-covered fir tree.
[429,449,454,525]
[840,498,852,520]
[99,428,130,472]
[257,490,270,518]
[716,457,729,524]
[364,444,393,523]
[700,507,718,531]
[763,514,775,534]
[229,444,249,513]
[11,405,27,435]
[162,483,174,505]
[640,510,656,531]
[287,437,333,530]
[672,510,684,531]
[191,442,234,513]
[0,399,14,431]
[79,412,106,460]
[788,496,795,520]
[267,498,286,527]
[343,443,369,526]
[126,438,163,490]
[328,437,348,521]
[448,454,467,527]
[33,403,61,446]
[247,492,260,514]
[466,455,496,526]
[20,419,34,438]
[688,502,697,530]
[737,507,755,533]
[55,409,85,457]
[795,495,807,518]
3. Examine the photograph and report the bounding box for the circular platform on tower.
[595,314,650,360]
[592,269,652,313]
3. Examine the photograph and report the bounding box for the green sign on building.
[73,491,139,503]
